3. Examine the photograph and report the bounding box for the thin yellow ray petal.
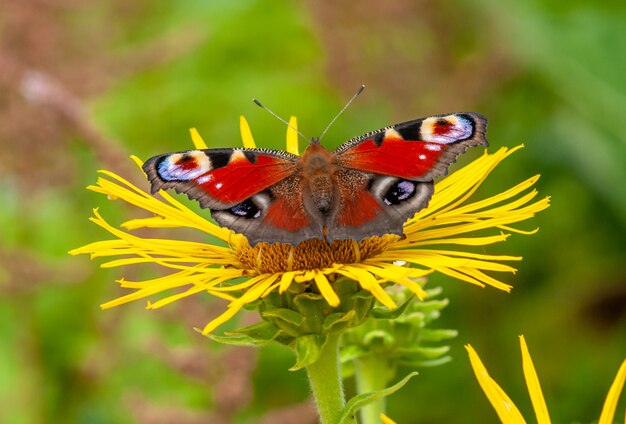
[130,155,144,168]
[396,234,511,248]
[240,116,256,148]
[148,273,240,309]
[598,357,626,424]
[498,226,540,235]
[313,271,340,307]
[279,271,296,293]
[232,274,279,306]
[466,344,527,424]
[339,267,397,309]
[380,413,397,424]
[205,290,237,302]
[209,274,267,292]
[381,251,519,273]
[519,336,551,424]
[261,281,281,297]
[457,267,513,292]
[446,178,540,216]
[286,116,300,155]
[189,128,209,149]
[202,302,245,334]
[417,146,525,220]
[434,266,486,288]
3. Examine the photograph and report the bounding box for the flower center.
[236,235,399,273]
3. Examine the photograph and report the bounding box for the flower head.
[70,116,549,333]
[467,336,626,424]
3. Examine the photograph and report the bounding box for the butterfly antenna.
[318,84,365,142]
[252,98,309,142]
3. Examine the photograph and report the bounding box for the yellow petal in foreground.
[468,337,626,424]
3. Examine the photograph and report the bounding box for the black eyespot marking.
[383,180,416,205]
[243,151,257,164]
[372,133,385,146]
[179,153,194,162]
[397,124,420,141]
[229,199,261,219]
[209,152,231,169]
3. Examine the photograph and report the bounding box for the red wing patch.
[264,198,311,231]
[336,137,446,179]
[336,189,382,227]
[196,154,295,204]
[144,149,299,206]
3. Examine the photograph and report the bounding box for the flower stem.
[306,332,352,424]
[355,354,390,424]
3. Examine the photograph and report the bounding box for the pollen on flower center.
[236,235,400,273]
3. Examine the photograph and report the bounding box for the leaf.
[396,345,450,358]
[323,310,356,333]
[290,334,326,371]
[196,329,269,347]
[398,356,453,368]
[340,344,367,363]
[369,295,414,319]
[418,328,459,342]
[261,308,305,337]
[227,320,281,341]
[337,372,419,424]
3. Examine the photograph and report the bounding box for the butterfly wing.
[327,113,488,241]
[143,148,324,245]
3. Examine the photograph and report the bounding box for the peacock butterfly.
[143,112,488,245]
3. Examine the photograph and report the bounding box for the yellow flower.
[466,335,626,424]
[70,116,549,334]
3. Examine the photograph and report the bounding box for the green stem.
[355,354,390,424]
[306,332,352,424]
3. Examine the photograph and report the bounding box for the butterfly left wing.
[143,148,326,245]
[326,112,488,242]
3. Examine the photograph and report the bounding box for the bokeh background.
[1,1,625,423]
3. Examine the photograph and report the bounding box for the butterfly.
[143,112,488,246]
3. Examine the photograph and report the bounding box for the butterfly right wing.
[143,148,324,245]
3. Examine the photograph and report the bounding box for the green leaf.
[397,345,450,358]
[261,308,305,337]
[290,334,326,371]
[418,328,459,342]
[227,320,281,341]
[363,330,395,348]
[199,331,269,347]
[340,344,367,363]
[398,356,452,368]
[337,371,419,424]
[323,310,356,333]
[293,292,332,333]
[414,298,449,313]
[369,294,414,319]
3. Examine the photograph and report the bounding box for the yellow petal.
[466,344,527,424]
[286,116,300,155]
[313,270,340,307]
[240,116,256,148]
[380,413,397,424]
[189,128,208,149]
[519,336,551,424]
[598,357,626,424]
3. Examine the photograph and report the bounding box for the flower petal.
[240,116,256,148]
[466,344,527,424]
[598,357,626,424]
[519,335,551,424]
[286,116,300,155]
[189,128,208,149]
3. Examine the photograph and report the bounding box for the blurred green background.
[1,0,625,423]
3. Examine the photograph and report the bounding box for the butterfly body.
[143,113,488,245]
